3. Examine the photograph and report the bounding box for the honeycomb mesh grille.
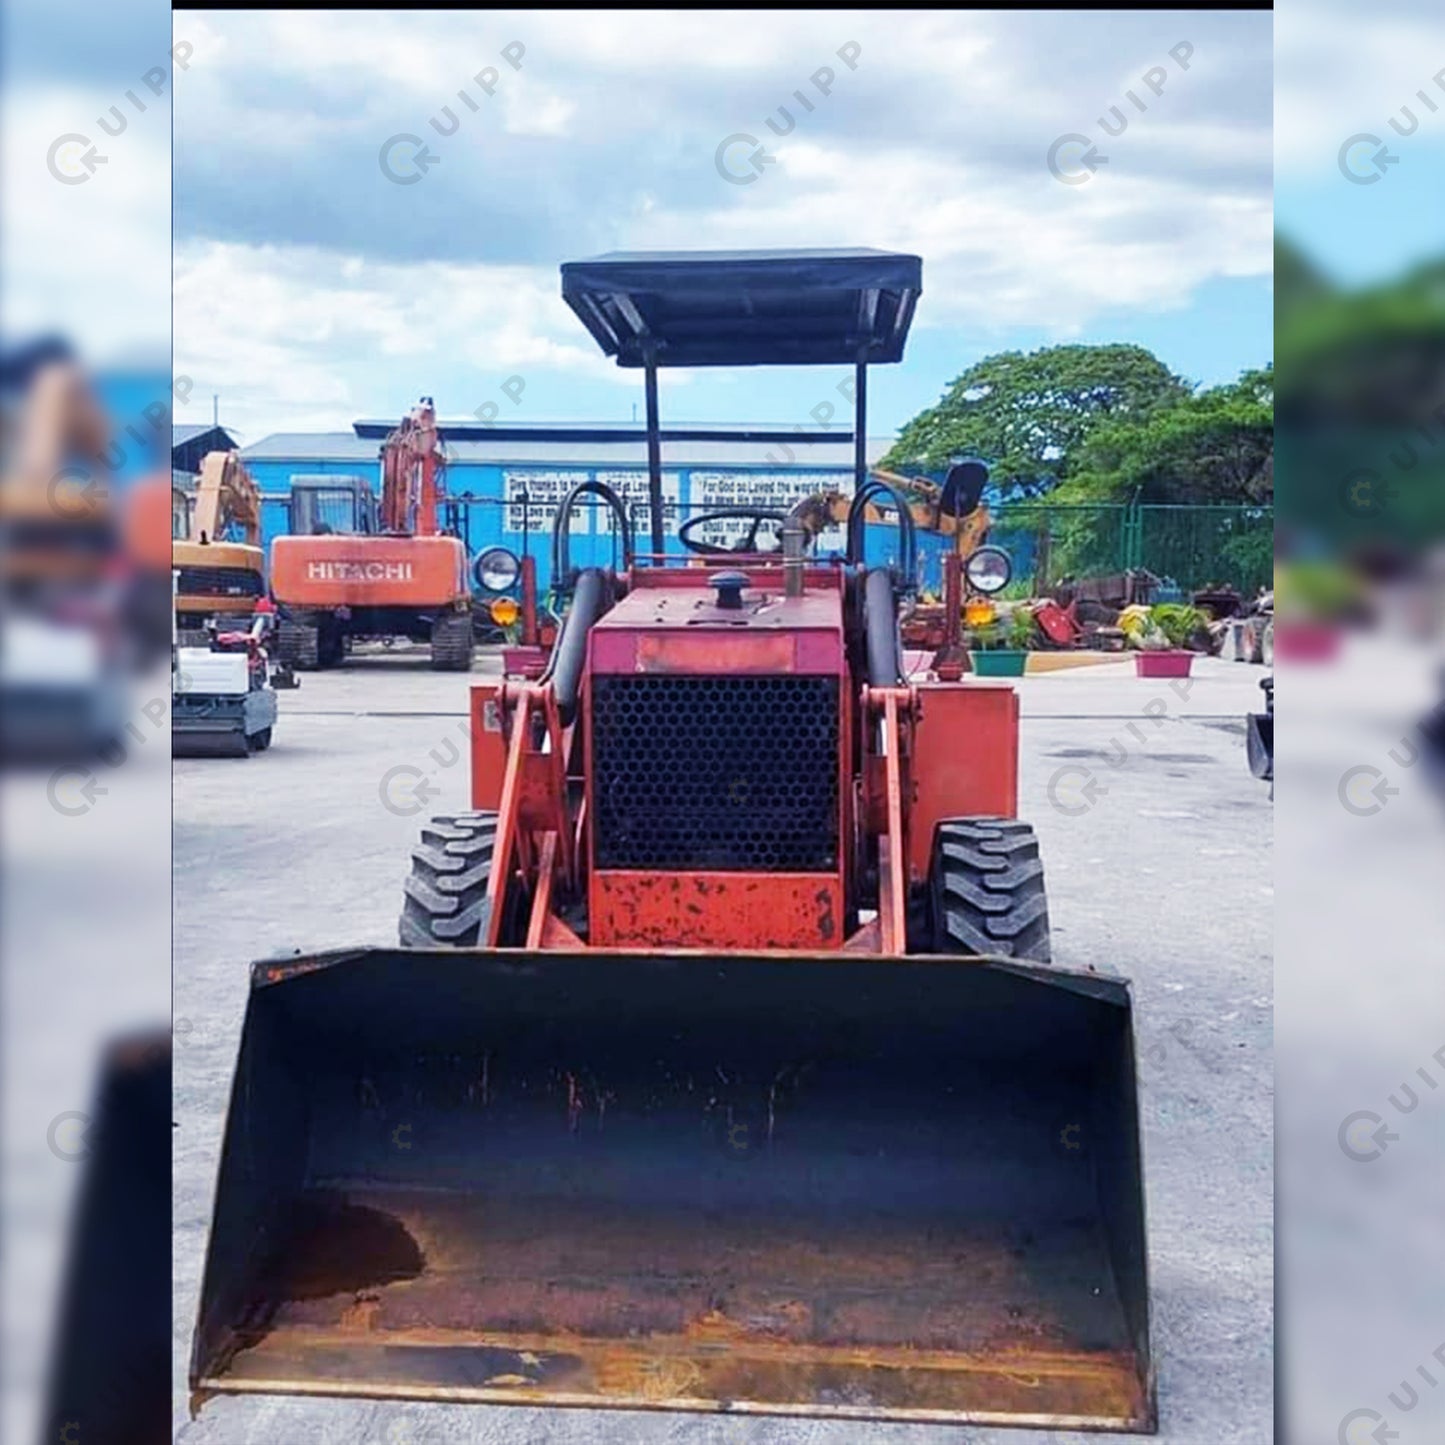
[592,675,840,871]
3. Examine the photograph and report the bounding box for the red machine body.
[468,559,1017,956]
[270,531,467,608]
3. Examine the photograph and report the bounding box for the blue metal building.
[240,420,898,594]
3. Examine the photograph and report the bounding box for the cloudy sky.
[128,10,1268,443]
[1275,0,1445,286]
[163,9,1275,445]
[15,3,1444,450]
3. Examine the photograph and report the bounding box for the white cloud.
[636,138,1270,333]
[172,241,628,440]
[1275,3,1445,176]
[167,7,1273,434]
[502,84,577,137]
[1,84,170,362]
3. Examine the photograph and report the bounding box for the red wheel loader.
[270,397,474,671]
[191,251,1154,1432]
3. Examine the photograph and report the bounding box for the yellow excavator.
[792,460,999,652]
[173,450,265,644]
[793,462,992,557]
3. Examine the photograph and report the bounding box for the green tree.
[1274,238,1445,550]
[1274,234,1335,328]
[1055,365,1274,505]
[883,344,1191,496]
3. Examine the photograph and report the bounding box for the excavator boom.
[192,451,261,547]
[379,398,444,536]
[795,468,991,554]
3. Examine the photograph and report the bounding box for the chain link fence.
[988,501,1272,596]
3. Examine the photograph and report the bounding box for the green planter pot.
[970,650,1029,677]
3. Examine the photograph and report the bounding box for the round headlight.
[473,546,520,593]
[964,545,1013,595]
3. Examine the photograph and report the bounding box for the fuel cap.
[709,571,749,610]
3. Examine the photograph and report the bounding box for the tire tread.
[930,817,1052,961]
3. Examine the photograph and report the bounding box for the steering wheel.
[678,508,791,557]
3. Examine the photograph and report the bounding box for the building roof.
[560,249,922,368]
[241,427,893,469]
[172,423,240,475]
[173,422,239,448]
[241,432,377,462]
[352,419,860,444]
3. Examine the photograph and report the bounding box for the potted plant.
[1274,562,1359,662]
[1134,602,1206,677]
[967,607,1033,677]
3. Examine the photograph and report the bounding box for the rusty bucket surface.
[191,948,1154,1431]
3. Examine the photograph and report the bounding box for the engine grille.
[592,674,840,872]
[176,566,263,599]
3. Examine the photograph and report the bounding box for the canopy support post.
[853,348,868,497]
[643,345,663,560]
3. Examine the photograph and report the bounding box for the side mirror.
[939,459,990,519]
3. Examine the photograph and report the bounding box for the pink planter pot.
[1134,650,1194,678]
[1274,621,1341,663]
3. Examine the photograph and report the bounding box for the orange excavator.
[269,398,473,671]
[172,450,265,645]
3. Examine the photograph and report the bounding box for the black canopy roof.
[560,249,922,368]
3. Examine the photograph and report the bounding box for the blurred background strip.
[1276,1,1445,1441]
[1,0,173,1442]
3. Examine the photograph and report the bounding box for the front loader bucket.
[191,948,1154,1432]
[1247,676,1274,782]
[1246,709,1273,780]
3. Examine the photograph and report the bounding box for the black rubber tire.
[930,817,1052,962]
[249,727,273,752]
[429,612,473,671]
[277,619,320,670]
[400,811,499,946]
